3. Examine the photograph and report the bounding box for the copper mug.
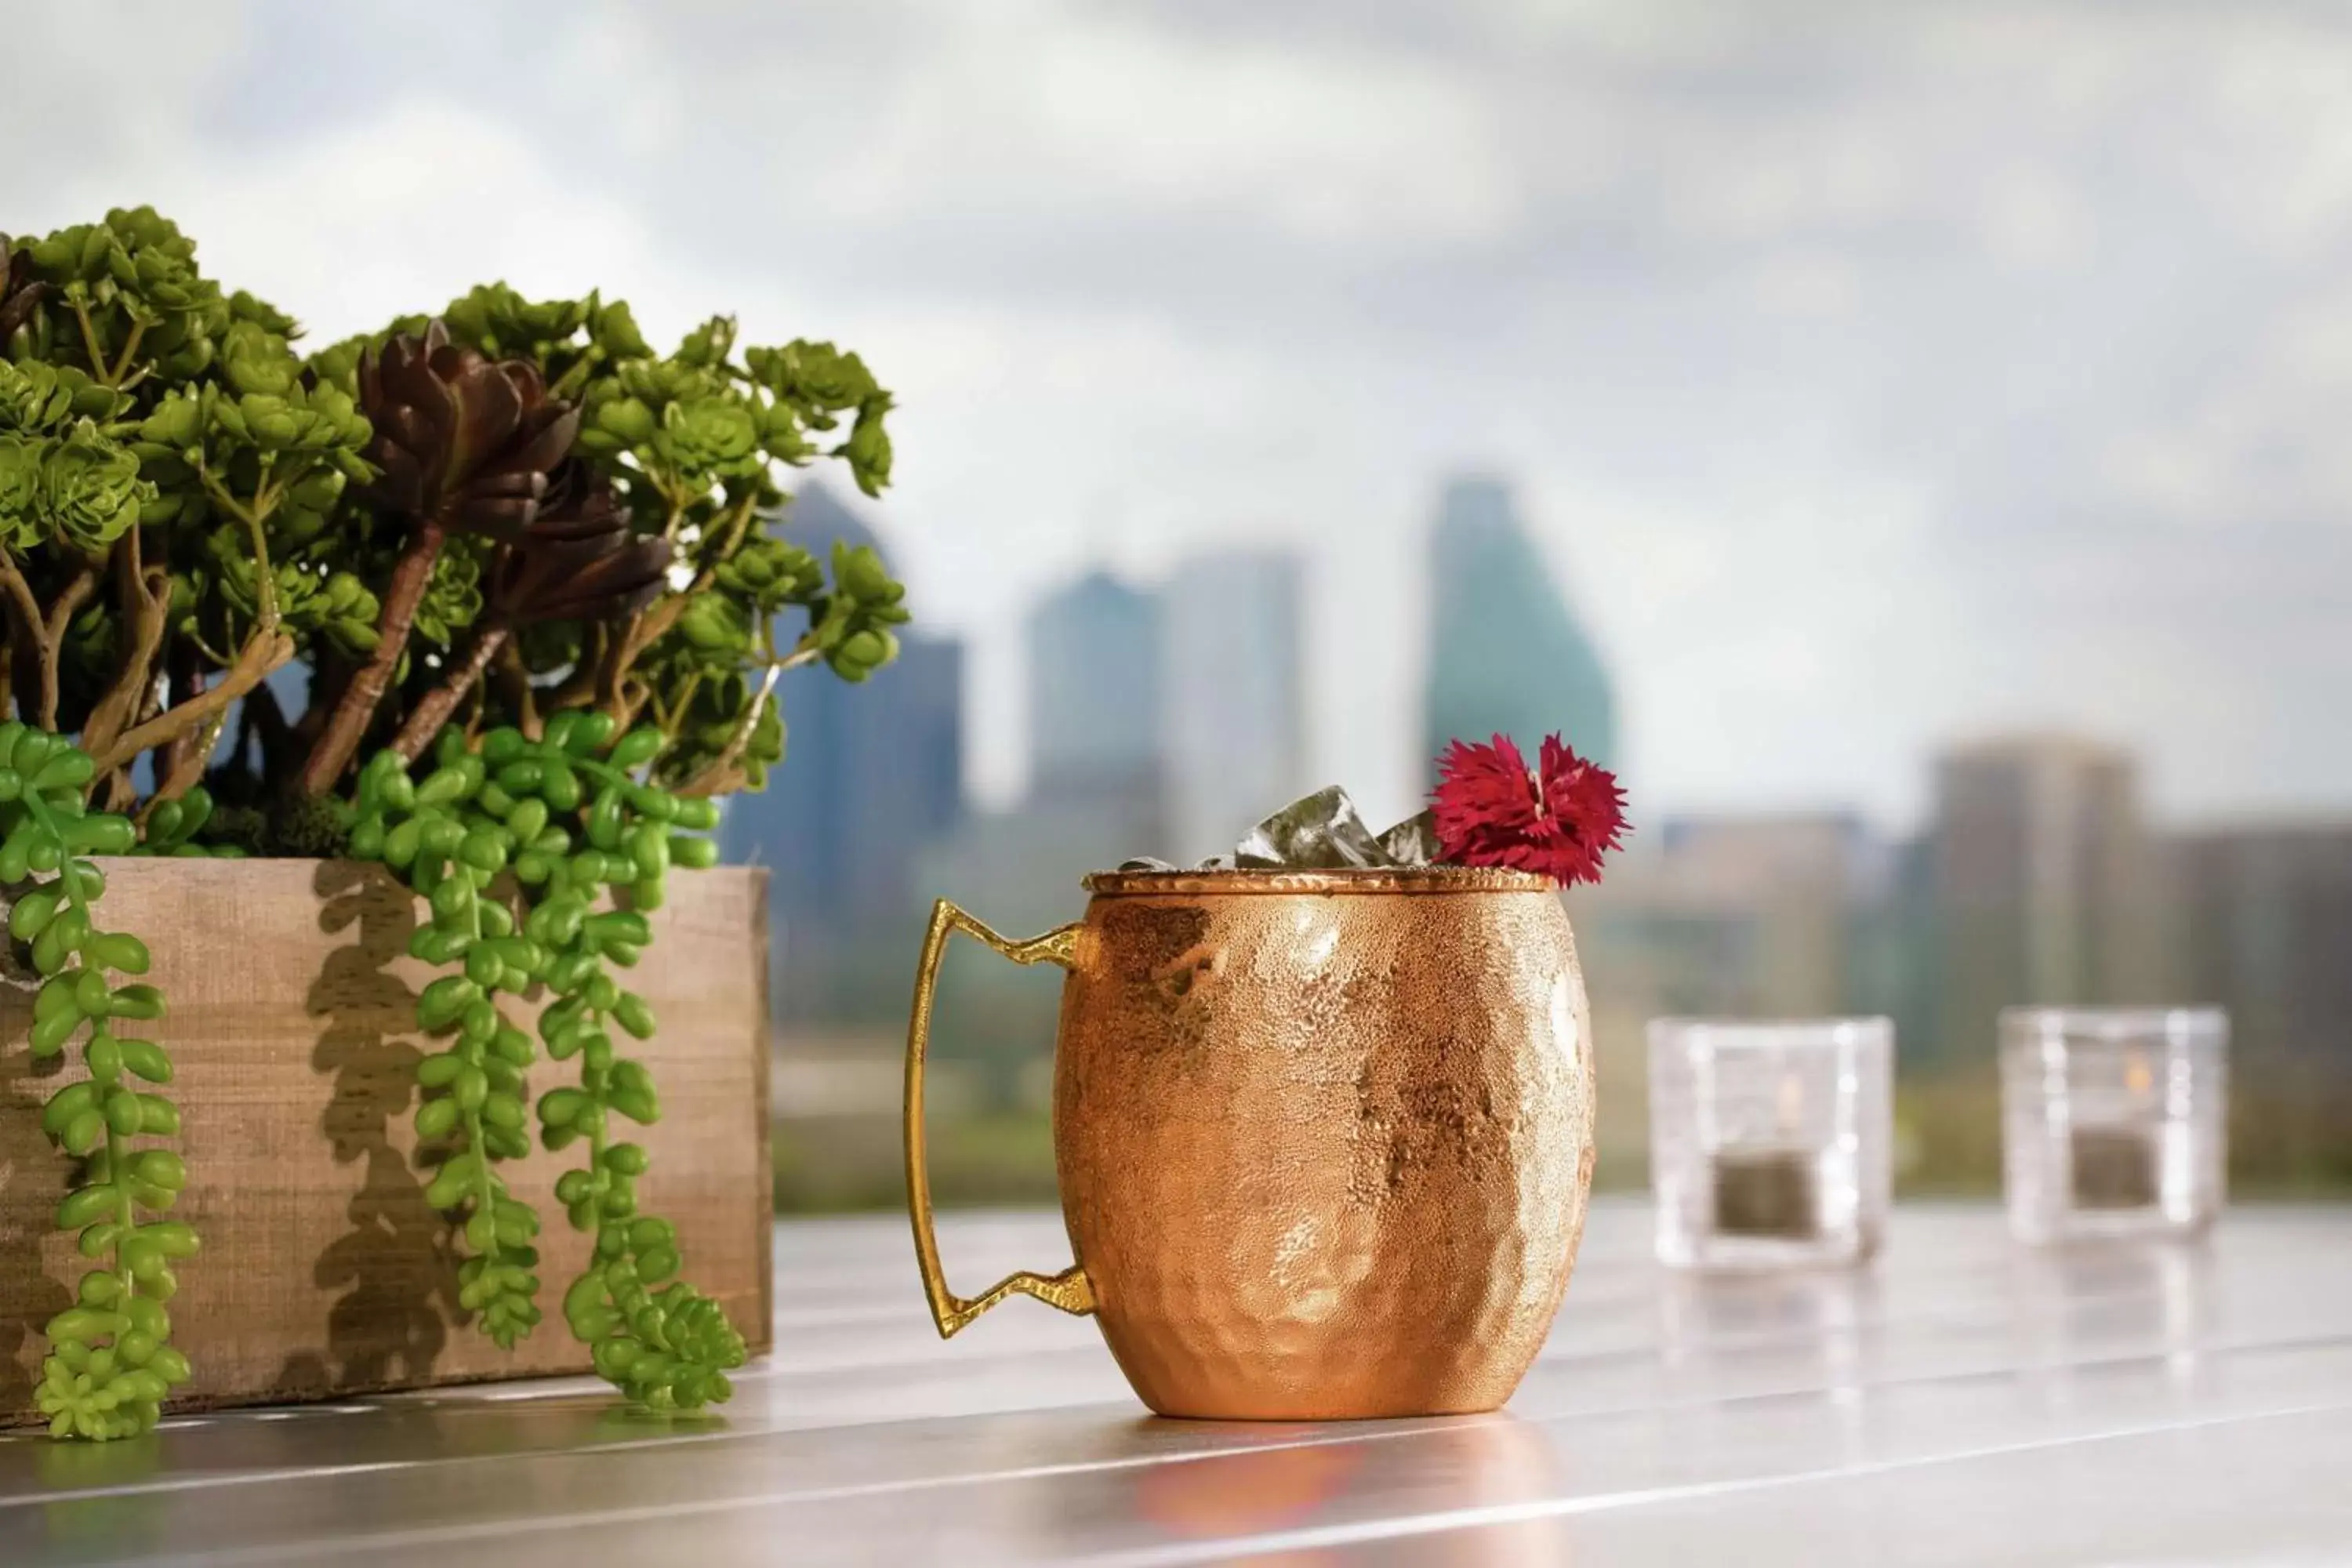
[902,866,1595,1420]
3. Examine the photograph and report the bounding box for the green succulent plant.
[0,360,126,432]
[40,423,151,552]
[2,210,905,1436]
[306,282,909,803]
[0,209,374,798]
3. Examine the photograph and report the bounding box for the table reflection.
[1656,1265,1879,1367]
[1033,1414,1573,1564]
[2007,1235,2216,1388]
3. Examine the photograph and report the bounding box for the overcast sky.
[14,1,2351,831]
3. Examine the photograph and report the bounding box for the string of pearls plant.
[350,716,745,1410]
[2,727,198,1439]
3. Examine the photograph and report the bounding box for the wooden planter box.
[0,859,771,1425]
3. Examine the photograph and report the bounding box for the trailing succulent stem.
[349,715,743,1411]
[2,726,197,1439]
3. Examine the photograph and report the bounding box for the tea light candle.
[1648,1018,1893,1270]
[2069,1124,2159,1210]
[1711,1146,1821,1240]
[2001,1008,2227,1243]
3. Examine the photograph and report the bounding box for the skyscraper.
[1160,550,1308,862]
[912,567,1174,1094]
[1421,476,1616,781]
[1569,811,1876,1185]
[1929,735,2160,1062]
[924,566,1171,931]
[2165,822,2352,1185]
[718,483,965,1020]
[1026,569,1163,816]
[2169,823,2352,1074]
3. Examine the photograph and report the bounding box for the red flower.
[1430,733,1628,887]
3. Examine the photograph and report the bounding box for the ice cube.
[1232,786,1392,869]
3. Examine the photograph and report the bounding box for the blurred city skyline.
[740,467,2352,1207]
[17,2,2352,830]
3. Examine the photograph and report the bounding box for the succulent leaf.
[354,321,581,542]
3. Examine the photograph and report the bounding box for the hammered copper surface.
[1053,868,1594,1420]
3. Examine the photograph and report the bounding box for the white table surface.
[5,1199,2351,1566]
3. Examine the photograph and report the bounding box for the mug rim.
[1080,866,1554,895]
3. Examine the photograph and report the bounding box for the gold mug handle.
[904,898,1096,1338]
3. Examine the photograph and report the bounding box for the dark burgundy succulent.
[0,240,51,347]
[302,321,587,792]
[356,320,580,539]
[384,463,673,761]
[488,461,672,623]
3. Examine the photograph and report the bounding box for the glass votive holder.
[1647,1018,1893,1271]
[2000,1007,2227,1244]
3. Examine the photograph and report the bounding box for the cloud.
[796,12,1522,245]
[13,0,2352,822]
[166,101,676,347]
[3,3,245,201]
